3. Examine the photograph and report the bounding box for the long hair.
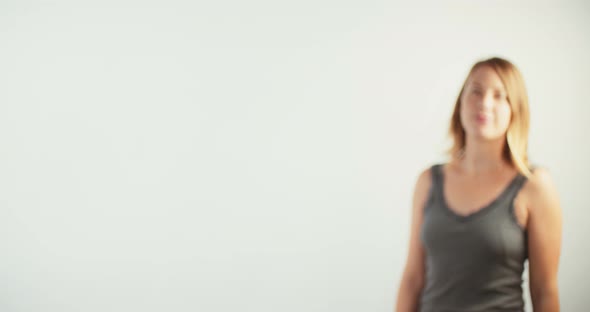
[446,57,532,178]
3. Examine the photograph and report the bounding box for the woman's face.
[460,65,512,141]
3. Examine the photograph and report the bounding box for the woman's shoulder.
[520,165,560,213]
[414,162,445,193]
[416,162,443,180]
[410,164,440,213]
[523,165,557,194]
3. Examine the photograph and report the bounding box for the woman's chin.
[467,129,502,141]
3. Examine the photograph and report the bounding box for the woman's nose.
[478,92,495,109]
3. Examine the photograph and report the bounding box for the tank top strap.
[422,164,441,214]
[503,173,527,201]
[504,164,539,201]
[430,163,443,181]
[428,163,444,199]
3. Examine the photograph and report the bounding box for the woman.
[395,57,562,311]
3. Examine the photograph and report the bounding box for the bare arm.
[526,168,562,312]
[395,167,432,312]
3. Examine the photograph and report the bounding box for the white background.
[1,0,589,311]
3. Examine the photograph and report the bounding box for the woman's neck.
[455,137,511,176]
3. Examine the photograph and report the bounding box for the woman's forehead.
[468,66,506,91]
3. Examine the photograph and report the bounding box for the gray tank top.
[419,163,529,312]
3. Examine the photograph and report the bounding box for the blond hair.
[446,57,532,178]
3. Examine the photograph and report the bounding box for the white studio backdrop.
[1,0,589,311]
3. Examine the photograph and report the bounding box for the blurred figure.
[395,57,562,312]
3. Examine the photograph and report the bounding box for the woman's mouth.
[476,113,489,123]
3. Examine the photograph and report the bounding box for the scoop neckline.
[438,163,522,221]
